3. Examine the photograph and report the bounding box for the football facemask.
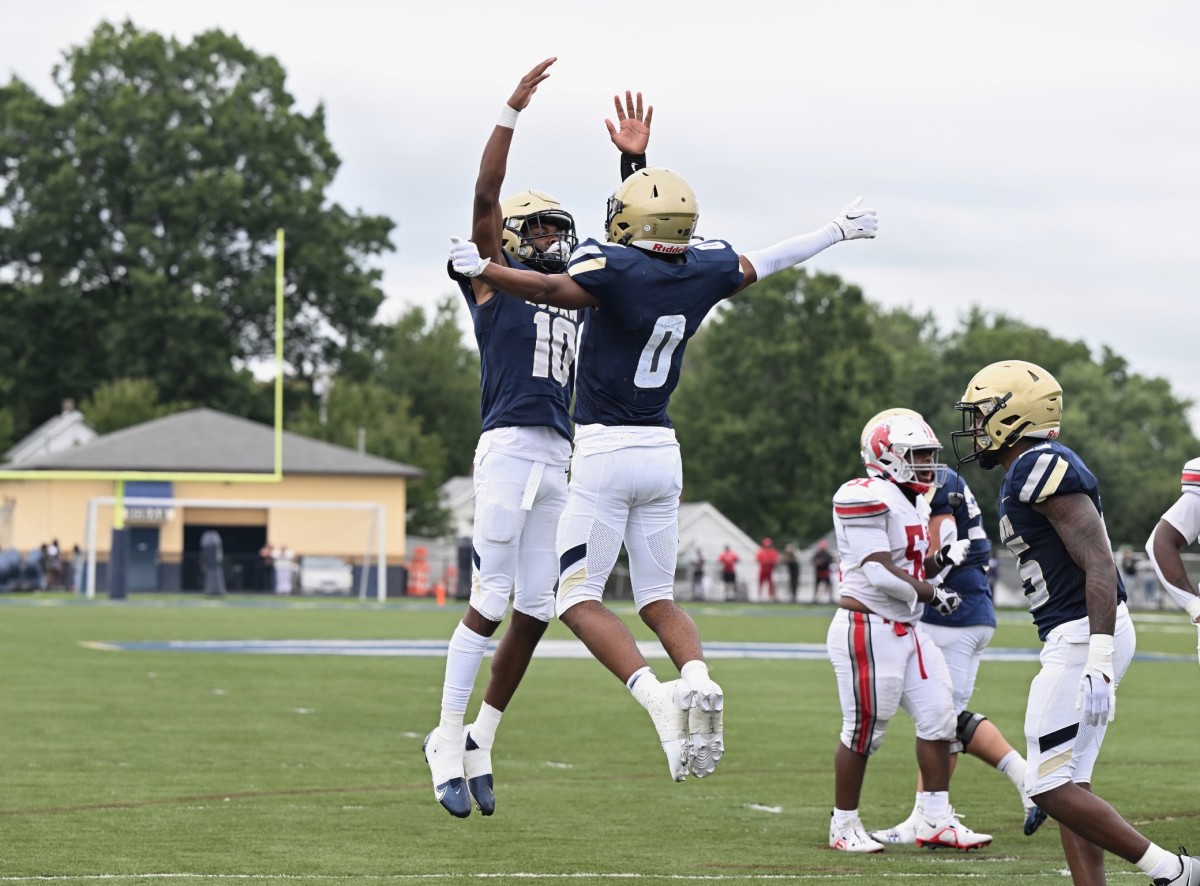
[952,360,1062,470]
[501,190,578,274]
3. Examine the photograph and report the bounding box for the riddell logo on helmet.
[1046,429,1059,439]
[651,243,687,254]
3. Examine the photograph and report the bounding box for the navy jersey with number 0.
[565,239,743,427]
[459,253,580,442]
[921,467,995,629]
[997,441,1126,640]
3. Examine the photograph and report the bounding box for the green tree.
[79,377,173,434]
[0,20,393,437]
[672,269,891,541]
[289,380,449,537]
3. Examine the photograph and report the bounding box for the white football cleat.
[644,679,691,782]
[1154,852,1200,886]
[422,728,470,818]
[687,678,724,778]
[915,808,991,851]
[830,814,885,853]
[462,725,494,816]
[869,816,919,845]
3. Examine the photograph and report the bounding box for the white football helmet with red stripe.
[1181,457,1200,493]
[861,411,947,494]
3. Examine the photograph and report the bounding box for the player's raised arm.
[607,90,653,180]
[469,57,558,284]
[450,236,597,310]
[733,197,879,295]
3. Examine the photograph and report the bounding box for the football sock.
[470,702,502,750]
[626,666,652,691]
[629,669,662,709]
[1138,843,1181,880]
[440,622,490,730]
[997,750,1032,806]
[680,659,710,692]
[832,808,860,829]
[918,790,949,820]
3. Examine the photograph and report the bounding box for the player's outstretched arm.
[450,236,597,310]
[471,57,558,264]
[732,197,879,295]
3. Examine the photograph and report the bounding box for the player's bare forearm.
[1038,493,1118,633]
[478,262,596,310]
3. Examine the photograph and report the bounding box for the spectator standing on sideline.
[718,545,739,602]
[953,359,1197,885]
[811,540,834,603]
[756,538,780,601]
[690,547,705,600]
[1145,456,1200,664]
[782,544,799,602]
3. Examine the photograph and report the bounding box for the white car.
[297,555,354,596]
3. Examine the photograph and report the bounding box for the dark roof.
[0,408,424,478]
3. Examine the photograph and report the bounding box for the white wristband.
[1185,595,1200,622]
[498,105,520,129]
[1087,633,1115,666]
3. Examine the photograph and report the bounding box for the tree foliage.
[0,20,393,435]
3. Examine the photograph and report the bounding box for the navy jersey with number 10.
[997,440,1126,640]
[458,252,580,442]
[565,238,744,427]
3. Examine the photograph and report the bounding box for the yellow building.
[0,409,422,596]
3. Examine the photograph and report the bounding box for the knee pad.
[956,709,988,751]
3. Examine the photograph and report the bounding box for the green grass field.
[1,594,1196,884]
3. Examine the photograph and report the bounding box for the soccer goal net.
[83,495,388,601]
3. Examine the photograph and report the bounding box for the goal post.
[83,495,388,602]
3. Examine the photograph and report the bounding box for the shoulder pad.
[1182,457,1200,491]
[1011,445,1080,504]
[834,479,889,520]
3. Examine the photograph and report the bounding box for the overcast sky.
[8,1,1200,435]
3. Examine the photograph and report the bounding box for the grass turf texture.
[1,594,1197,884]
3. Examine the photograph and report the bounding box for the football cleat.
[422,729,470,818]
[830,814,886,853]
[1023,804,1048,836]
[687,679,724,778]
[915,809,992,851]
[644,679,691,781]
[1154,851,1200,886]
[869,816,919,845]
[463,726,494,816]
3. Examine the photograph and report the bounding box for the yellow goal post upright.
[0,230,289,596]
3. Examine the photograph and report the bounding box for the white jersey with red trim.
[832,476,932,623]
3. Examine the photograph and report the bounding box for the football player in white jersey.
[827,410,992,853]
[422,60,653,818]
[452,118,877,782]
[954,360,1198,886]
[1145,458,1200,663]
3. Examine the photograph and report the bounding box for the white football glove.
[832,197,878,241]
[929,585,961,617]
[1076,634,1116,726]
[934,539,972,571]
[449,236,491,278]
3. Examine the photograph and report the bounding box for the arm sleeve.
[742,225,842,280]
[621,152,647,181]
[862,560,919,605]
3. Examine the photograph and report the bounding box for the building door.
[127,527,160,591]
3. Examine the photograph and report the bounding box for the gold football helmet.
[605,168,698,254]
[501,190,577,273]
[953,360,1062,469]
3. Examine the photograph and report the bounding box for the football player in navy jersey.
[422,59,654,818]
[452,149,876,782]
[1145,458,1200,662]
[954,360,1198,886]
